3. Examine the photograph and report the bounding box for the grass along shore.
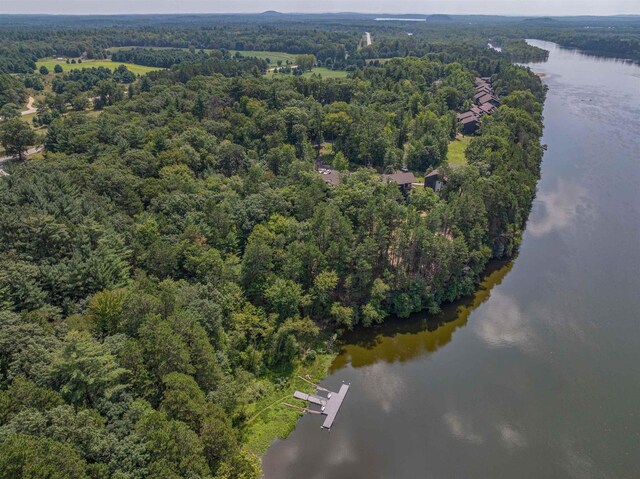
[243,353,336,455]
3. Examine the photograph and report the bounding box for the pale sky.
[1,0,639,16]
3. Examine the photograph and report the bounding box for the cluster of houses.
[457,77,500,135]
[317,79,501,195]
[317,166,417,194]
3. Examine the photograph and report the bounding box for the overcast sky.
[2,0,639,16]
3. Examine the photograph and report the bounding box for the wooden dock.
[292,382,350,430]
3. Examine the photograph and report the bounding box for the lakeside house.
[456,77,500,134]
[317,165,417,194]
[424,168,446,191]
[381,170,418,194]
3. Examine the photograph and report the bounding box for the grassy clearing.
[268,67,349,80]
[446,134,472,167]
[108,47,299,65]
[232,50,298,65]
[302,68,349,79]
[36,58,162,75]
[243,353,335,455]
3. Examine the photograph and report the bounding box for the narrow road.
[0,146,43,164]
[21,96,37,116]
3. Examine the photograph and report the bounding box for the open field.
[109,46,298,65]
[446,134,472,166]
[269,67,349,79]
[36,58,162,75]
[302,67,349,78]
[231,50,298,64]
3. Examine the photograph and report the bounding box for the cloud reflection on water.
[528,180,586,237]
[443,412,484,444]
[473,291,534,350]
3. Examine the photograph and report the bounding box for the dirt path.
[21,97,37,116]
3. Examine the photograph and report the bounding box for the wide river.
[263,40,640,478]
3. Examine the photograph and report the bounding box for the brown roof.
[479,102,497,113]
[460,115,479,125]
[457,111,476,120]
[381,171,417,185]
[476,93,498,105]
[425,168,441,178]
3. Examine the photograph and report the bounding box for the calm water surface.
[263,40,640,479]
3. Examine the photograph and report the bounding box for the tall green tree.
[0,118,37,160]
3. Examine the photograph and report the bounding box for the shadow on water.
[329,259,514,373]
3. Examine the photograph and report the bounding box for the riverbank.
[263,39,640,479]
[244,353,336,455]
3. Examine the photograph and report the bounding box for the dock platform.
[292,383,350,430]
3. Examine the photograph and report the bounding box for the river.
[262,40,640,479]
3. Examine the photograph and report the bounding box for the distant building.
[459,115,480,134]
[478,102,497,115]
[476,93,500,106]
[424,168,446,191]
[456,77,499,135]
[381,170,417,194]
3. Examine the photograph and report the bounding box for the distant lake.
[262,40,640,479]
[374,18,427,21]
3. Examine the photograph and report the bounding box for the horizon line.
[1,12,639,17]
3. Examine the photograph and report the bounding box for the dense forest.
[0,14,552,479]
[1,14,639,74]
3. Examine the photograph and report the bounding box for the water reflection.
[527,180,586,237]
[526,39,639,66]
[263,40,640,479]
[472,290,534,349]
[330,260,514,372]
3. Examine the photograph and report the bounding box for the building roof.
[479,102,497,114]
[457,111,477,121]
[382,170,417,185]
[476,93,498,105]
[425,168,441,178]
[460,115,479,125]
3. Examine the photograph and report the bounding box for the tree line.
[0,20,548,479]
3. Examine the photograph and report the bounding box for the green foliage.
[0,103,21,119]
[0,118,37,160]
[48,331,127,407]
[0,74,26,108]
[0,434,89,479]
[0,19,546,479]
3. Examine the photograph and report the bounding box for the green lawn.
[108,46,298,66]
[269,67,348,80]
[232,50,298,65]
[301,67,349,79]
[446,135,472,167]
[36,58,162,75]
